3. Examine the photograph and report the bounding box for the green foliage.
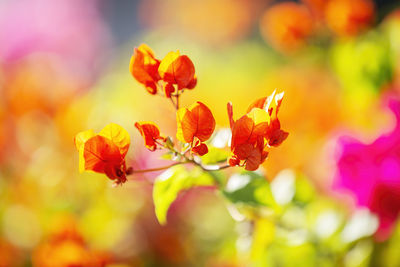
[331,31,394,94]
[200,146,229,165]
[223,171,276,207]
[153,165,215,224]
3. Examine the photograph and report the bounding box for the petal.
[247,96,268,113]
[159,51,195,89]
[74,129,96,173]
[191,143,208,156]
[228,155,241,167]
[83,135,123,173]
[186,75,197,90]
[247,108,270,140]
[189,101,216,142]
[231,115,253,148]
[163,82,175,98]
[99,123,130,157]
[130,44,160,86]
[247,90,277,114]
[176,101,215,144]
[245,148,263,171]
[227,102,235,130]
[174,55,195,89]
[74,129,95,151]
[135,121,162,151]
[176,107,196,143]
[158,50,180,83]
[268,128,289,147]
[232,143,253,160]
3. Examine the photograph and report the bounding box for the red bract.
[228,91,288,171]
[247,91,289,147]
[158,50,197,91]
[176,101,215,156]
[74,123,131,185]
[130,44,161,94]
[135,121,166,151]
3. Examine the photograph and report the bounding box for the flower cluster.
[129,44,197,97]
[227,91,288,171]
[75,44,288,185]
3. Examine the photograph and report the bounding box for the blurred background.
[1,0,400,266]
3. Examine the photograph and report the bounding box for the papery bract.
[130,44,161,94]
[135,121,166,151]
[228,91,288,170]
[247,91,289,147]
[159,50,197,90]
[75,123,130,184]
[176,101,215,155]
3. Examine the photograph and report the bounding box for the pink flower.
[0,0,110,84]
[334,96,400,241]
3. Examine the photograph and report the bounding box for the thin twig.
[131,162,183,173]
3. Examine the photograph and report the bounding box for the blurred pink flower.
[334,96,400,241]
[0,0,110,83]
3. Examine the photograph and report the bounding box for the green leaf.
[153,165,214,225]
[200,146,229,164]
[223,171,276,207]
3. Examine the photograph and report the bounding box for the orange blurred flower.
[74,123,131,185]
[301,0,327,19]
[228,91,288,171]
[130,44,161,94]
[176,101,216,156]
[260,2,314,52]
[325,0,374,37]
[32,217,113,267]
[0,239,21,267]
[135,121,166,151]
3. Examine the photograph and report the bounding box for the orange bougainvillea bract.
[176,101,215,156]
[74,123,131,185]
[228,91,288,171]
[259,2,314,53]
[130,44,197,97]
[135,121,166,151]
[129,44,161,94]
[158,50,197,90]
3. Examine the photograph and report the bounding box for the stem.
[131,162,183,173]
[153,141,232,172]
[170,96,177,109]
[175,94,179,109]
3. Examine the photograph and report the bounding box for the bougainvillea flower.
[158,50,197,91]
[333,97,400,241]
[135,121,166,151]
[247,91,289,147]
[75,123,131,184]
[325,0,374,37]
[176,101,215,155]
[130,44,161,94]
[227,91,288,171]
[259,2,314,52]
